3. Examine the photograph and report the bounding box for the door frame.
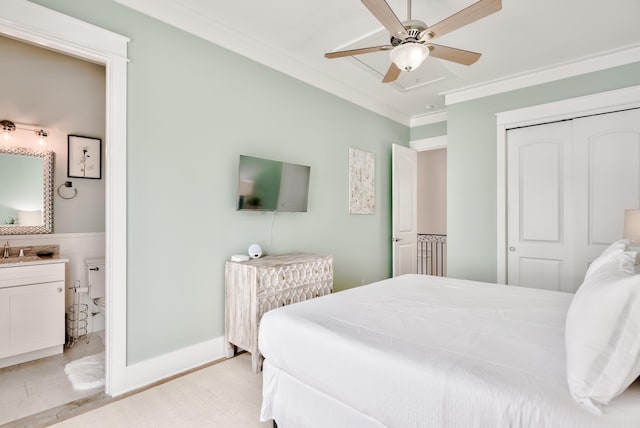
[0,0,129,395]
[392,144,418,276]
[496,85,640,284]
[393,135,447,276]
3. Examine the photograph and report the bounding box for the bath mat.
[64,352,105,391]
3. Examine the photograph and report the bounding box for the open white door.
[392,144,417,276]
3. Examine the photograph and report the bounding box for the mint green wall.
[410,121,447,140]
[447,62,640,283]
[32,0,408,364]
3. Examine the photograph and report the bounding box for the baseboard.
[0,345,62,369]
[121,335,226,394]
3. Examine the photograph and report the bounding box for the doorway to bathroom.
[0,0,126,423]
[0,21,115,424]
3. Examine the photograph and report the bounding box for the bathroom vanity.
[0,257,67,368]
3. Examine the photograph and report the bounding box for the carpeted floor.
[49,353,270,428]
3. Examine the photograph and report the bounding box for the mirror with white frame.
[0,146,54,235]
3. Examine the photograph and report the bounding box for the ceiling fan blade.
[427,44,481,65]
[362,0,408,39]
[382,63,401,83]
[420,0,501,41]
[325,45,393,59]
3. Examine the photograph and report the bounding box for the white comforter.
[259,274,640,427]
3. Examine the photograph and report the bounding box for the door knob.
[392,237,403,242]
[509,246,516,252]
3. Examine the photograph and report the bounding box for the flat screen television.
[236,155,310,212]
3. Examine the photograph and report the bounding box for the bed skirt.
[261,359,386,428]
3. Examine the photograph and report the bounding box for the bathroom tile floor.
[0,332,105,426]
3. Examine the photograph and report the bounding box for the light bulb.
[389,43,429,72]
[35,130,48,148]
[1,120,16,142]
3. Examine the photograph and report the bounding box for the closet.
[506,108,640,292]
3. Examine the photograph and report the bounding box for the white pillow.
[565,251,640,412]
[584,239,630,279]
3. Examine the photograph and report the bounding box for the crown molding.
[444,43,640,106]
[410,110,447,127]
[113,0,411,126]
[114,1,640,127]
[410,135,447,152]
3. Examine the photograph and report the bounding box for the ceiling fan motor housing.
[390,19,427,46]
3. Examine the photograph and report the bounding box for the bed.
[258,273,640,428]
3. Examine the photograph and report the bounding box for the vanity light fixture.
[0,119,49,148]
[1,120,16,141]
[35,129,48,148]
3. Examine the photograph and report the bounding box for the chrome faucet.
[3,241,9,259]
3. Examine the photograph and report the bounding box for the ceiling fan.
[325,0,502,83]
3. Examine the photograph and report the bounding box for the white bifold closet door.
[507,108,640,292]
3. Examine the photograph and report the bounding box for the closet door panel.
[573,108,640,282]
[520,142,562,241]
[590,131,640,243]
[506,121,573,291]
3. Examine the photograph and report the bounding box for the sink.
[0,255,42,264]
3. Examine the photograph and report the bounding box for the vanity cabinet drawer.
[0,263,65,289]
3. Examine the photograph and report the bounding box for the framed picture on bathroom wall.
[68,135,101,179]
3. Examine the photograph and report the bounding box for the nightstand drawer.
[257,280,333,320]
[257,259,333,294]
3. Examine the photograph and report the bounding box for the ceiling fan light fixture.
[389,43,429,72]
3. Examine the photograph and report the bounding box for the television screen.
[237,155,310,212]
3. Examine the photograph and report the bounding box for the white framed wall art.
[348,147,375,215]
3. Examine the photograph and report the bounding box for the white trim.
[0,345,62,369]
[115,3,640,125]
[108,1,640,123]
[0,0,130,396]
[113,0,410,126]
[125,336,226,392]
[495,85,640,284]
[496,85,640,128]
[410,111,448,127]
[410,135,447,152]
[446,43,640,106]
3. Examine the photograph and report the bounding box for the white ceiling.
[115,0,640,126]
